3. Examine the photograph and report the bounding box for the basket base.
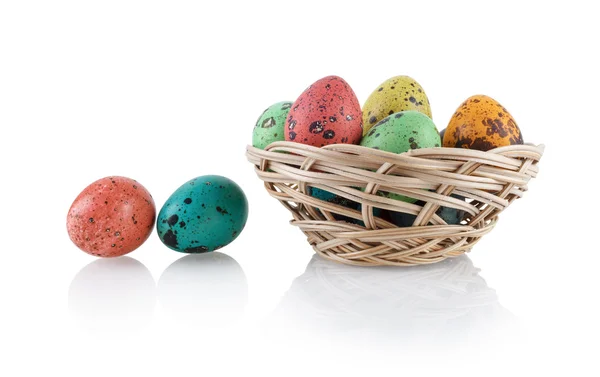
[292,218,494,267]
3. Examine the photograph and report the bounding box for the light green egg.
[252,101,292,150]
[360,111,441,203]
[362,75,432,136]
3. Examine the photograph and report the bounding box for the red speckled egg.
[67,176,156,257]
[285,75,363,147]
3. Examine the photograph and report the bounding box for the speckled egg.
[362,76,432,136]
[252,101,292,150]
[67,176,156,257]
[389,196,466,226]
[286,75,362,147]
[157,175,248,253]
[309,186,360,223]
[388,210,417,227]
[443,94,523,151]
[361,111,440,152]
[309,187,386,226]
[361,111,440,203]
[439,127,446,141]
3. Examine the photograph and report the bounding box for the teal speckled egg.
[360,111,441,203]
[308,187,386,226]
[439,127,446,141]
[437,205,465,225]
[252,101,292,150]
[308,186,360,224]
[389,196,466,226]
[157,175,248,253]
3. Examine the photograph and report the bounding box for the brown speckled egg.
[67,176,156,257]
[443,95,523,151]
[285,75,362,147]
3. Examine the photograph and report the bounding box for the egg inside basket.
[246,141,544,266]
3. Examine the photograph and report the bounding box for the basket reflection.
[270,254,516,346]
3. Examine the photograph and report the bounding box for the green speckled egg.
[157,175,248,253]
[252,101,292,150]
[361,111,441,203]
[362,76,432,136]
[361,111,440,152]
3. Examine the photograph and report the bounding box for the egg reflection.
[68,257,156,334]
[157,253,248,326]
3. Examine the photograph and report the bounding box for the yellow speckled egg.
[443,95,523,151]
[362,75,432,136]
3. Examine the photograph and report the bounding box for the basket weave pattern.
[247,142,544,266]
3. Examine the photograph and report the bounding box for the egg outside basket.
[246,141,544,267]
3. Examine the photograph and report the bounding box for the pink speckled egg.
[67,176,156,257]
[285,75,363,147]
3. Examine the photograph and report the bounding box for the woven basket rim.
[247,140,545,153]
[247,142,545,167]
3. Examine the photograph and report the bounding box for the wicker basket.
[246,141,544,266]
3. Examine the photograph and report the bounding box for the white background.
[1,0,598,375]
